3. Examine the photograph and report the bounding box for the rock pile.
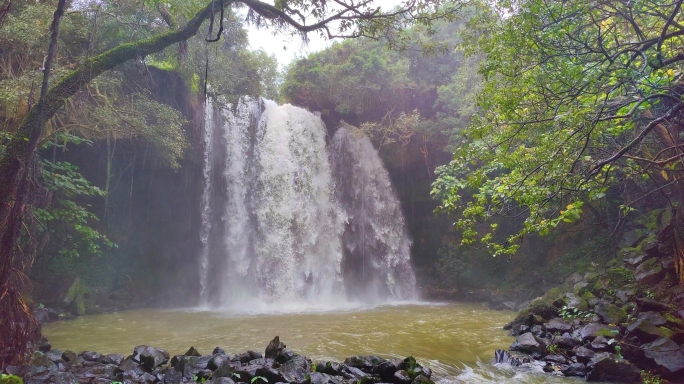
[4,337,435,384]
[496,232,684,383]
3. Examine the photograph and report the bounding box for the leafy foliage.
[432,0,684,257]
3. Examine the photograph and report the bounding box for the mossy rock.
[510,299,559,327]
[664,313,684,329]
[582,268,635,297]
[0,375,23,384]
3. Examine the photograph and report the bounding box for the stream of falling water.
[198,98,417,308]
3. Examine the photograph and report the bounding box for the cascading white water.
[329,125,418,301]
[199,98,416,308]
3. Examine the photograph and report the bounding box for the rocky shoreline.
[4,336,436,384]
[494,229,684,383]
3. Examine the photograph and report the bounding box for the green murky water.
[43,302,583,383]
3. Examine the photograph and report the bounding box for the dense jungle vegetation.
[2,0,684,373]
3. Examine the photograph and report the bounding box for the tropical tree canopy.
[432,0,684,260]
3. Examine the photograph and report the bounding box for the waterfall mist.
[199,98,417,310]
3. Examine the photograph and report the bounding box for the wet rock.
[345,356,386,371]
[635,258,665,286]
[511,324,530,336]
[117,358,146,377]
[53,372,78,384]
[184,346,202,357]
[375,360,397,381]
[276,348,296,363]
[573,346,595,364]
[213,347,226,355]
[265,336,286,359]
[642,337,684,374]
[638,311,667,326]
[99,354,124,365]
[623,252,651,267]
[339,365,368,380]
[38,338,51,353]
[211,378,237,384]
[30,352,55,369]
[212,362,242,380]
[554,333,580,349]
[510,332,547,357]
[308,372,333,384]
[530,324,545,337]
[208,354,228,370]
[578,323,618,341]
[589,336,610,351]
[561,362,586,377]
[182,355,212,379]
[544,318,572,334]
[594,302,627,324]
[626,319,667,343]
[637,297,669,312]
[494,350,511,364]
[79,351,102,362]
[133,345,170,370]
[248,350,263,360]
[411,374,434,384]
[615,285,638,303]
[318,361,342,375]
[33,307,59,324]
[542,354,568,365]
[393,370,412,384]
[62,351,77,363]
[586,353,640,382]
[44,350,64,364]
[163,368,186,384]
[280,355,311,383]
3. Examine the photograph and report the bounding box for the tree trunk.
[0,1,217,368]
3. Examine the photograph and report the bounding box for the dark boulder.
[181,355,212,379]
[375,360,397,381]
[265,336,286,359]
[248,350,263,360]
[638,311,667,326]
[276,348,296,364]
[561,362,586,377]
[208,354,229,370]
[589,336,610,352]
[33,307,59,324]
[393,370,412,384]
[543,354,568,365]
[626,319,668,343]
[211,378,237,384]
[184,346,202,357]
[133,345,170,371]
[494,350,511,364]
[79,351,102,362]
[53,372,78,384]
[510,332,547,356]
[344,356,386,371]
[635,258,665,286]
[62,351,77,363]
[213,347,226,355]
[578,323,618,341]
[116,358,146,377]
[553,333,580,350]
[573,346,595,364]
[280,355,311,383]
[637,297,669,312]
[642,338,684,374]
[594,302,627,324]
[544,318,572,334]
[410,374,434,384]
[339,365,368,380]
[99,354,124,365]
[586,353,640,382]
[308,372,335,384]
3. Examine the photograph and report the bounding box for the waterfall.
[198,98,417,308]
[329,125,418,301]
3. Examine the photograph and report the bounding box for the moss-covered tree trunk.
[0,1,216,368]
